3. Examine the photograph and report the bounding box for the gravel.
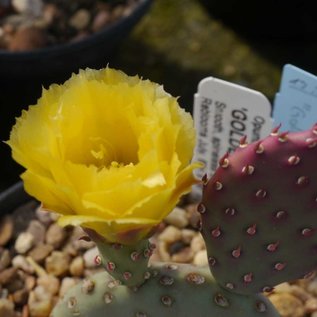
[0,200,317,317]
[0,0,141,51]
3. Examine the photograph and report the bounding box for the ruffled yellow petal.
[57,215,158,244]
[7,67,199,244]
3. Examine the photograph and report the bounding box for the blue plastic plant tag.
[273,64,317,131]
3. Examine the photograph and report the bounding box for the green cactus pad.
[201,126,317,295]
[51,263,279,317]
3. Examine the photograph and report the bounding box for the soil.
[0,0,140,51]
[1,198,317,317]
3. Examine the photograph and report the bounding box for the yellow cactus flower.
[7,68,200,244]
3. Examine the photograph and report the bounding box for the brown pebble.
[111,5,125,20]
[62,241,78,257]
[29,244,53,263]
[45,251,70,277]
[2,23,15,35]
[6,276,25,293]
[96,1,110,11]
[42,3,62,25]
[0,38,6,50]
[46,224,67,249]
[305,297,317,313]
[22,305,29,317]
[9,26,47,52]
[27,220,46,245]
[13,288,29,306]
[69,256,84,277]
[28,290,53,317]
[0,298,15,317]
[290,285,311,302]
[25,275,36,291]
[92,10,111,32]
[0,267,18,285]
[0,248,11,271]
[0,216,14,246]
[269,293,305,317]
[69,9,91,30]
[185,203,202,229]
[122,5,133,17]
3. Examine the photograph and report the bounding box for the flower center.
[87,136,138,168]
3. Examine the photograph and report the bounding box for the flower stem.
[85,229,155,288]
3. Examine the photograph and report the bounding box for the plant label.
[273,64,317,132]
[192,77,273,199]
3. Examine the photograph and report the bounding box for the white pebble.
[274,282,292,293]
[190,234,205,253]
[193,249,208,266]
[12,255,34,274]
[33,285,52,301]
[35,207,56,225]
[59,277,77,297]
[83,247,99,268]
[181,229,196,244]
[164,207,189,228]
[37,275,60,296]
[15,232,35,254]
[158,226,182,244]
[12,0,43,16]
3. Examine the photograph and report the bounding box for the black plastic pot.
[0,182,29,217]
[0,0,153,80]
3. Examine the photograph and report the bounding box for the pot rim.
[0,181,30,215]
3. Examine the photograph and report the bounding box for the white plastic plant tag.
[192,77,273,199]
